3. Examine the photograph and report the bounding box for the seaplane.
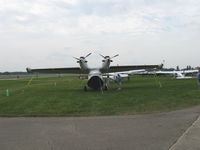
[26,53,162,91]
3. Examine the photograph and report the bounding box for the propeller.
[85,53,92,58]
[73,53,92,60]
[73,57,81,60]
[99,54,119,59]
[99,54,106,58]
[110,54,119,59]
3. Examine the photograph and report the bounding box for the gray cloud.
[0,0,200,71]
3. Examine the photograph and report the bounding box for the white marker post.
[6,89,10,97]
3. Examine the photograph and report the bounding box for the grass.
[0,75,200,117]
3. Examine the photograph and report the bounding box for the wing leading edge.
[105,64,163,73]
[26,67,83,74]
[27,64,163,74]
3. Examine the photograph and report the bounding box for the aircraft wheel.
[104,86,108,91]
[84,86,88,91]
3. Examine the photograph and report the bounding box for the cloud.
[1,0,200,36]
[0,0,200,71]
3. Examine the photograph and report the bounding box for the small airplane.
[140,69,198,79]
[104,69,146,80]
[26,53,162,91]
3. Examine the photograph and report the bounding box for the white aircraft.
[26,53,162,91]
[141,70,198,79]
[104,69,146,80]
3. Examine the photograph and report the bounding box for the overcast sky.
[0,0,200,71]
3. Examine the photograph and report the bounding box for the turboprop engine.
[99,54,119,72]
[73,53,91,71]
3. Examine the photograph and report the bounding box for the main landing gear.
[84,86,88,91]
[104,85,108,91]
[83,85,109,91]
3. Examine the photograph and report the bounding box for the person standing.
[105,75,110,90]
[116,74,122,90]
[197,69,200,89]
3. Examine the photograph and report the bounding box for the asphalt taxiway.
[0,106,200,150]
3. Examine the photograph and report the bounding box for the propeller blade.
[110,54,119,59]
[73,57,81,60]
[85,53,92,58]
[99,54,105,58]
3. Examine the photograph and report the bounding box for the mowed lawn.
[0,75,200,116]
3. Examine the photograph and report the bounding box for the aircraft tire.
[104,86,108,91]
[84,86,88,92]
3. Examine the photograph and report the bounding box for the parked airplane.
[26,53,162,91]
[140,70,198,79]
[104,69,146,80]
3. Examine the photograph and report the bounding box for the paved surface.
[0,106,200,150]
[170,115,200,150]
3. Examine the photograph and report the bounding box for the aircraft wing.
[106,64,162,73]
[26,67,84,74]
[155,71,177,74]
[105,69,146,75]
[103,70,145,80]
[182,70,198,74]
[151,70,198,75]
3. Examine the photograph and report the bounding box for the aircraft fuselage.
[79,57,111,90]
[87,69,104,90]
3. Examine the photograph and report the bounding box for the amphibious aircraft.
[27,53,162,91]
